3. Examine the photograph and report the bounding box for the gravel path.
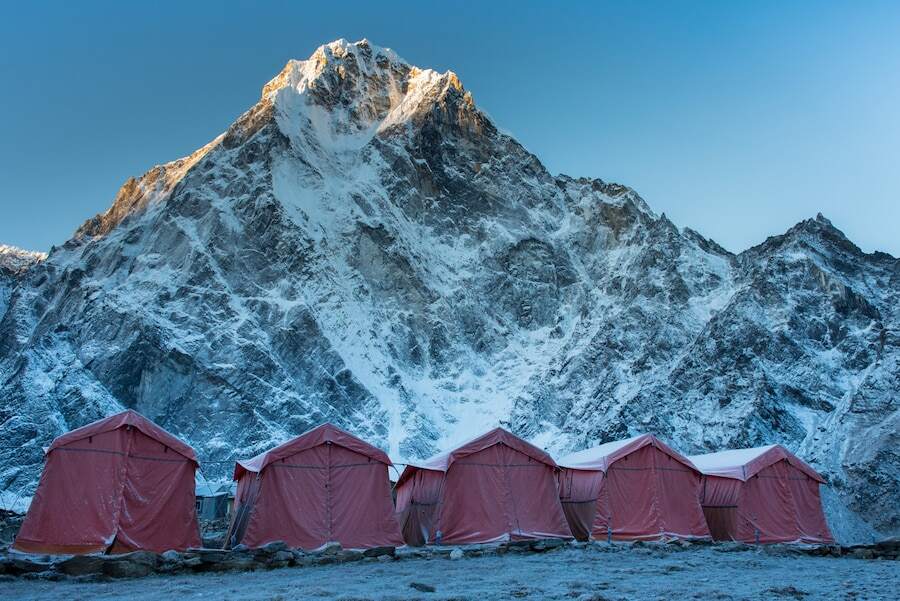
[1,544,896,600]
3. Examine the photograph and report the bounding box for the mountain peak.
[0,244,46,275]
[261,38,411,101]
[260,39,471,126]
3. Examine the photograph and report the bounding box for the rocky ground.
[1,539,898,601]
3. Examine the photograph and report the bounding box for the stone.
[270,550,293,565]
[232,544,249,552]
[160,550,182,562]
[7,555,53,574]
[395,547,432,560]
[311,541,342,556]
[261,540,288,553]
[182,555,203,568]
[449,548,463,560]
[531,538,568,552]
[461,543,503,558]
[377,554,394,562]
[20,570,64,581]
[216,555,262,572]
[192,548,230,563]
[362,545,395,558]
[102,552,158,578]
[409,582,436,593]
[336,549,364,563]
[56,554,105,576]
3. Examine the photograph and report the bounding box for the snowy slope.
[0,39,896,541]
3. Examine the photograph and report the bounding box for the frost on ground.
[2,545,896,601]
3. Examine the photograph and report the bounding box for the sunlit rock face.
[0,39,896,540]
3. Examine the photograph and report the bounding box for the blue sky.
[1,1,898,255]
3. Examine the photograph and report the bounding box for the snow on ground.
[2,545,896,601]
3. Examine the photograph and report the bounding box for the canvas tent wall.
[394,428,572,546]
[689,445,834,544]
[556,434,711,541]
[225,423,402,550]
[13,410,201,554]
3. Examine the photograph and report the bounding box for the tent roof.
[234,423,392,480]
[397,427,557,486]
[47,409,197,463]
[556,433,698,473]
[688,444,824,482]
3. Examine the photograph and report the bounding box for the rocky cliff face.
[0,39,896,541]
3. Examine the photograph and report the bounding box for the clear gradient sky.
[1,1,898,255]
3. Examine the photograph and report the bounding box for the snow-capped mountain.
[0,246,45,321]
[0,39,896,541]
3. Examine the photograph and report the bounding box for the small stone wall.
[0,537,896,582]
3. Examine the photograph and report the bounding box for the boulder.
[449,548,463,560]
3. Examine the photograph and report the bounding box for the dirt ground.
[1,543,897,601]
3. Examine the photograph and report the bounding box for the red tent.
[688,445,834,544]
[225,423,402,550]
[14,410,201,554]
[394,428,572,546]
[556,434,711,541]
